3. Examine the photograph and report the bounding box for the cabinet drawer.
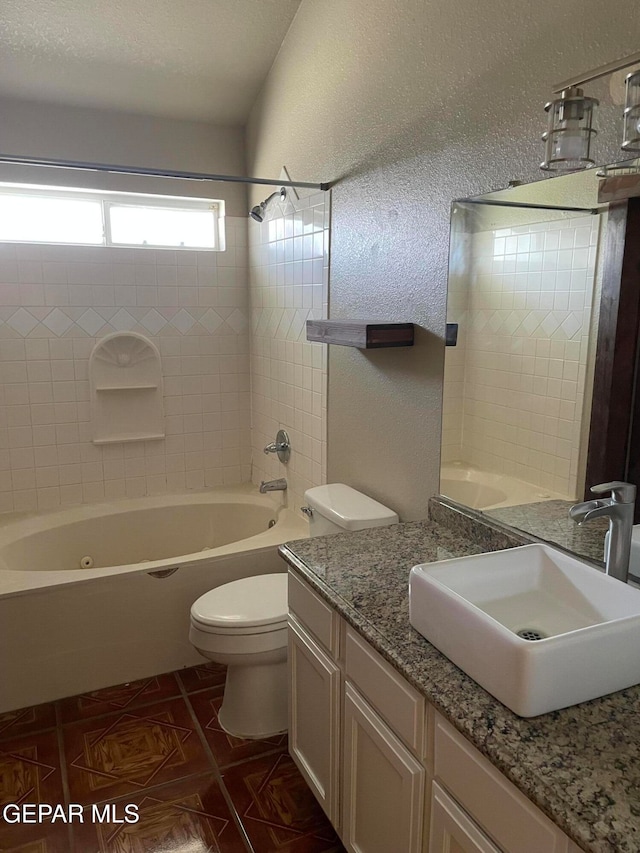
[288,571,339,656]
[345,625,425,755]
[434,714,568,853]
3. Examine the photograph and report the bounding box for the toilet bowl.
[188,484,398,739]
[189,573,288,738]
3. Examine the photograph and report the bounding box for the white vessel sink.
[409,544,640,717]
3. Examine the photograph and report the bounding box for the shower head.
[249,187,287,222]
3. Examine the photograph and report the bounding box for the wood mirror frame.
[586,180,640,519]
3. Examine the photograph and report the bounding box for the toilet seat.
[190,618,288,636]
[190,573,288,632]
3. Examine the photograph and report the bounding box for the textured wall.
[246,0,640,520]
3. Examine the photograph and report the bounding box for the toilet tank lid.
[304,484,399,531]
[191,573,287,628]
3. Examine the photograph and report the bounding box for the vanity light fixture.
[541,50,640,170]
[540,87,598,172]
[622,70,640,151]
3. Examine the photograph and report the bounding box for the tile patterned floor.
[0,664,345,853]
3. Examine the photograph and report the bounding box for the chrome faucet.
[263,429,290,463]
[259,478,287,493]
[569,481,636,583]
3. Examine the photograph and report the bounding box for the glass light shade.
[541,87,598,172]
[622,71,640,151]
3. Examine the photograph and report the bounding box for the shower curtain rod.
[0,153,331,191]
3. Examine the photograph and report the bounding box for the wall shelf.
[95,384,159,392]
[306,320,414,349]
[93,433,165,445]
[89,332,164,444]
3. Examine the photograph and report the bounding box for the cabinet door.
[430,782,501,853]
[288,616,341,823]
[342,682,424,853]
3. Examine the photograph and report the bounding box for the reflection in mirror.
[440,167,612,515]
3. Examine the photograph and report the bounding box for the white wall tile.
[0,217,251,511]
[248,196,330,516]
[443,214,600,498]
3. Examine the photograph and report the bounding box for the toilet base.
[217,658,288,739]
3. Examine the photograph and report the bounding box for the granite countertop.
[485,499,609,565]
[279,505,640,853]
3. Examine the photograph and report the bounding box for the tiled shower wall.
[248,192,329,515]
[443,213,601,499]
[0,216,251,512]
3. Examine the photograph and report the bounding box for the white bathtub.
[440,464,570,510]
[0,485,307,712]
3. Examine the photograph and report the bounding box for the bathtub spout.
[260,478,287,493]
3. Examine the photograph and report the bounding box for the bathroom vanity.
[280,501,638,853]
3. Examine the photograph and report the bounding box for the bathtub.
[0,485,307,712]
[440,464,570,510]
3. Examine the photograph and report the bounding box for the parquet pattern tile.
[222,751,343,853]
[0,731,69,853]
[189,688,287,769]
[58,674,181,724]
[64,699,210,804]
[0,704,57,742]
[177,662,228,694]
[73,775,247,852]
[0,668,345,853]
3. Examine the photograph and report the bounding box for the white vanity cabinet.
[431,715,571,853]
[288,571,427,851]
[342,681,425,853]
[288,572,341,823]
[430,782,502,853]
[287,570,578,853]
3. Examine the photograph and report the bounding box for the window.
[0,185,223,250]
[106,203,218,249]
[0,194,103,244]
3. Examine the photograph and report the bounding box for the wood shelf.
[598,173,640,204]
[306,320,414,349]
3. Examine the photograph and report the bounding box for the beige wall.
[246,0,640,520]
[0,97,248,216]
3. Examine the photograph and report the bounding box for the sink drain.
[516,628,547,641]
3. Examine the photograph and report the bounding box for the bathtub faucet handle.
[263,429,290,463]
[264,441,286,454]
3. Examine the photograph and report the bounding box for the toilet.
[188,483,399,738]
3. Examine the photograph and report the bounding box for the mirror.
[440,160,640,539]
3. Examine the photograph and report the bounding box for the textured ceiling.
[0,0,301,123]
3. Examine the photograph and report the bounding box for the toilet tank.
[304,484,399,537]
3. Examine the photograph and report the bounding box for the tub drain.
[516,628,547,641]
[80,555,94,569]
